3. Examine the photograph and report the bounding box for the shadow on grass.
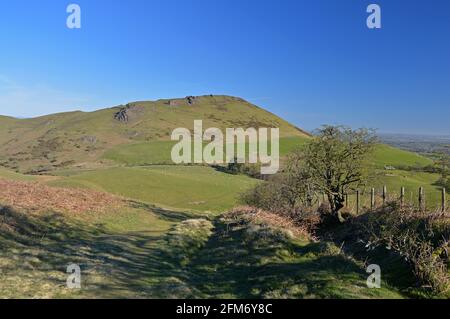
[316,218,420,298]
[0,205,203,298]
[127,200,203,222]
[183,220,396,299]
[0,205,403,299]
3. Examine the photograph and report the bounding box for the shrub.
[356,203,449,295]
[224,206,313,241]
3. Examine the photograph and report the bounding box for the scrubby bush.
[436,177,450,192]
[355,203,449,295]
[224,206,313,242]
[223,159,262,179]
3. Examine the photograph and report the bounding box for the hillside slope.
[0,95,309,173]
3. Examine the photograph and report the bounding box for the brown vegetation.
[225,206,315,240]
[0,179,124,214]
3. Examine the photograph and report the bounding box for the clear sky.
[0,0,449,134]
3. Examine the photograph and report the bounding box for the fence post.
[400,187,405,208]
[371,188,375,210]
[356,190,360,215]
[419,187,425,212]
[345,193,348,208]
[442,188,446,212]
[382,186,387,205]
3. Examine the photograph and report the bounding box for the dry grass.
[0,178,124,214]
[225,206,313,240]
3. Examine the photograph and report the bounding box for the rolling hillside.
[0,95,441,211]
[0,96,444,299]
[0,95,309,173]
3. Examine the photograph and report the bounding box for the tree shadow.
[127,200,203,222]
[0,205,407,299]
[183,219,391,299]
[0,206,199,298]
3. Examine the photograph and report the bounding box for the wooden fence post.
[371,188,375,210]
[419,187,425,212]
[382,186,387,205]
[400,187,405,208]
[356,190,360,215]
[442,188,446,212]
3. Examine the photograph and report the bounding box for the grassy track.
[0,203,404,298]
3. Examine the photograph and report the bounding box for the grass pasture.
[372,144,433,168]
[102,136,309,166]
[46,166,260,213]
[0,168,37,181]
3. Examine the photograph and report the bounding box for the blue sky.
[0,0,449,134]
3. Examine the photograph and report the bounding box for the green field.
[372,144,433,168]
[0,168,37,181]
[47,166,259,213]
[102,136,310,166]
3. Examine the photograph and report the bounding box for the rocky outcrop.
[114,107,129,122]
[165,96,198,107]
[114,103,144,123]
[186,96,197,105]
[80,136,97,144]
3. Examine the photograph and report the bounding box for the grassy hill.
[0,95,309,173]
[0,96,444,299]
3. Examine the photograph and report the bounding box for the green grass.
[0,204,404,299]
[183,217,403,299]
[46,166,260,213]
[103,141,176,165]
[372,144,433,168]
[0,203,180,298]
[342,169,443,211]
[375,170,443,209]
[102,136,310,166]
[0,168,37,181]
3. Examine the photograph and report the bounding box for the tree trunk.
[327,192,345,222]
